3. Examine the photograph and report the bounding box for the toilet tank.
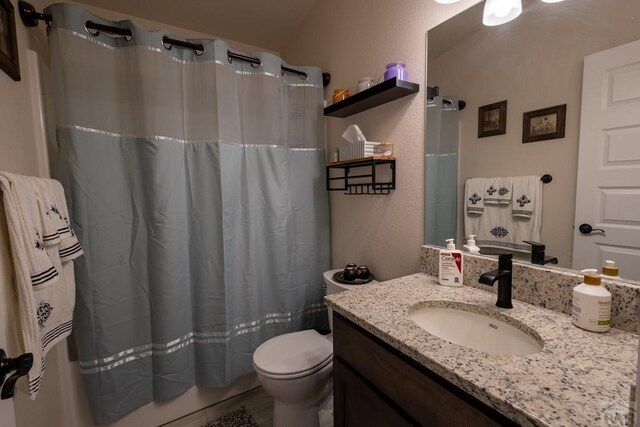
[323,269,378,331]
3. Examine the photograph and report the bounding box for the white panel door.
[572,39,640,281]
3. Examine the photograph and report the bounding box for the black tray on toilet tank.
[332,272,375,285]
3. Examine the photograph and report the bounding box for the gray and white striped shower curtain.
[47,4,329,423]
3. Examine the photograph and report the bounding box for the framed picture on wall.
[478,100,507,138]
[0,0,20,81]
[523,104,567,143]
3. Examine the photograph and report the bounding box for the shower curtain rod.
[427,85,466,110]
[18,0,331,86]
[468,175,553,183]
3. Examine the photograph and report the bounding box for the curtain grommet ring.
[162,37,172,51]
[195,46,205,57]
[251,59,262,69]
[85,20,133,42]
[84,21,99,37]
[299,73,309,81]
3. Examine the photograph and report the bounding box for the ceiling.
[76,0,320,52]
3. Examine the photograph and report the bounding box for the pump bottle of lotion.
[602,260,620,280]
[439,239,463,287]
[572,269,611,332]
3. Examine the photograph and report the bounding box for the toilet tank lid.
[253,330,332,376]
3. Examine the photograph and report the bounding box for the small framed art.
[0,0,20,81]
[523,104,567,143]
[478,100,507,138]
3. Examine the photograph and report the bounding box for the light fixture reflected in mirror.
[483,0,522,26]
[434,0,565,26]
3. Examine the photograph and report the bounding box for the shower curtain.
[425,96,460,246]
[46,4,329,423]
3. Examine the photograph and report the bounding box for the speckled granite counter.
[420,245,640,334]
[325,274,638,427]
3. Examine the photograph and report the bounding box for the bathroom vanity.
[326,273,639,426]
[332,312,514,426]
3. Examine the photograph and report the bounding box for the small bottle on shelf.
[331,147,339,163]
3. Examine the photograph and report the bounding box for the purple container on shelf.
[384,62,407,81]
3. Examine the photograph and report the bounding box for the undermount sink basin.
[408,303,544,356]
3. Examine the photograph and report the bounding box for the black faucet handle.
[523,240,545,250]
[523,241,552,265]
[498,253,513,270]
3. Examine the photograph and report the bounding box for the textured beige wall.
[282,0,480,280]
[428,0,640,268]
[1,1,264,426]
[1,1,63,426]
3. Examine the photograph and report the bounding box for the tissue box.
[339,141,381,161]
[338,124,393,161]
[338,141,393,161]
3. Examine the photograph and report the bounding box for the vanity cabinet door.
[333,313,515,427]
[333,357,415,427]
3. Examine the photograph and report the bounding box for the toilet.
[253,269,378,427]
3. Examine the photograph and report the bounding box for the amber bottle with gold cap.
[571,269,611,333]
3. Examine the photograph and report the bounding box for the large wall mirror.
[425,0,640,281]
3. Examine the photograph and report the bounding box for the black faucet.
[523,241,558,265]
[479,253,513,309]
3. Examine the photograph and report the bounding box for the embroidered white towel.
[46,179,83,262]
[465,178,485,215]
[0,173,60,287]
[0,172,53,398]
[471,205,541,253]
[0,172,81,398]
[33,179,63,247]
[511,176,541,218]
[468,176,542,253]
[484,177,512,205]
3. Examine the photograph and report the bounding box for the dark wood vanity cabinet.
[332,313,518,427]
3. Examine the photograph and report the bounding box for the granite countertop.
[325,274,639,427]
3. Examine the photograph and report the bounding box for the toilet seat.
[253,330,333,380]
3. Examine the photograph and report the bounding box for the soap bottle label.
[439,252,463,286]
[572,294,611,332]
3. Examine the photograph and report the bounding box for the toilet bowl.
[253,269,378,427]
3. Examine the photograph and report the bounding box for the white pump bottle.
[572,269,611,333]
[463,235,480,254]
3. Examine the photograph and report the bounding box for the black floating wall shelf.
[324,78,420,118]
[326,157,396,195]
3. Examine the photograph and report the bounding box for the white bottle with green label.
[439,239,463,287]
[572,269,611,333]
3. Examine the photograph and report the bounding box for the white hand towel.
[469,177,542,253]
[511,176,541,218]
[465,178,485,215]
[46,179,83,262]
[33,179,63,247]
[0,173,60,287]
[484,177,512,205]
[0,172,82,398]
